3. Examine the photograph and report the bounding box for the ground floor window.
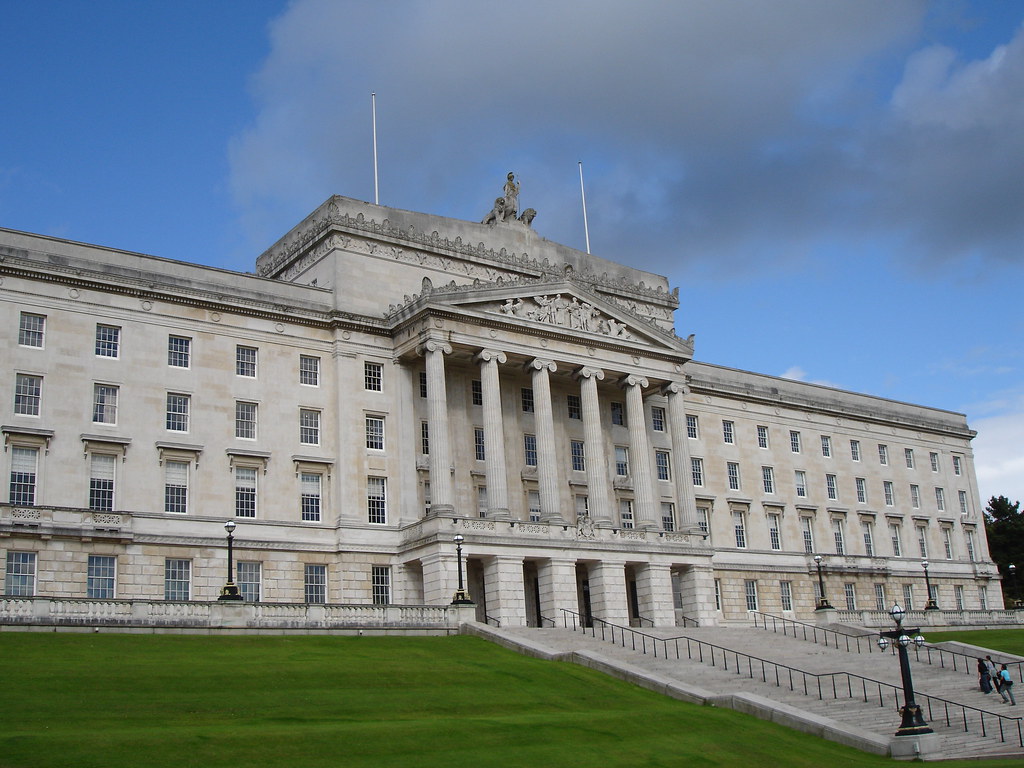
[305,564,327,604]
[164,559,191,601]
[779,580,793,612]
[237,561,261,602]
[744,580,758,611]
[87,555,116,599]
[372,565,391,605]
[5,551,36,596]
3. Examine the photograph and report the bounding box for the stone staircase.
[498,622,1024,760]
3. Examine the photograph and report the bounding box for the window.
[168,336,191,368]
[235,466,257,518]
[18,313,45,347]
[874,583,886,612]
[833,518,845,555]
[844,583,856,611]
[684,455,697,485]
[966,528,977,562]
[372,566,391,604]
[928,583,938,607]
[164,460,189,514]
[300,409,320,445]
[661,502,675,531]
[10,446,39,505]
[610,401,625,426]
[794,470,807,497]
[88,453,115,511]
[789,431,801,453]
[768,513,781,550]
[855,478,867,504]
[92,384,118,424]
[744,580,758,611]
[567,394,581,420]
[935,487,946,511]
[419,371,428,398]
[364,361,383,391]
[521,387,535,413]
[420,421,430,455]
[528,490,541,522]
[916,524,928,558]
[733,510,747,548]
[471,380,483,406]
[762,466,775,494]
[367,476,387,524]
[979,585,988,610]
[165,393,190,432]
[87,555,116,599]
[365,415,385,450]
[801,517,814,553]
[883,481,894,506]
[958,490,969,515]
[237,561,261,602]
[903,584,914,611]
[236,345,257,377]
[904,448,915,469]
[727,461,741,491]
[619,499,634,529]
[651,406,665,432]
[820,435,832,457]
[235,401,257,440]
[953,455,963,476]
[524,434,538,467]
[756,425,769,448]
[476,486,488,517]
[423,482,431,516]
[300,473,322,521]
[686,415,699,439]
[5,552,37,596]
[850,440,861,462]
[780,581,793,611]
[570,440,586,472]
[929,452,939,472]
[826,474,838,501]
[878,444,889,465]
[575,495,589,521]
[696,507,710,537]
[862,521,875,556]
[714,578,722,611]
[300,355,320,386]
[474,427,486,461]
[14,374,42,416]
[955,585,964,611]
[943,527,954,559]
[889,522,902,557]
[95,324,120,358]
[722,420,735,444]
[164,559,190,601]
[614,446,629,477]
[910,484,921,509]
[304,564,327,604]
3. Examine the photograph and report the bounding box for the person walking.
[998,665,1016,705]
[978,657,993,693]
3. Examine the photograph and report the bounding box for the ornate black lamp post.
[813,554,833,610]
[1009,563,1020,608]
[451,533,473,605]
[218,520,242,601]
[921,559,938,610]
[877,604,931,736]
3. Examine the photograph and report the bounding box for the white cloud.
[972,407,1024,507]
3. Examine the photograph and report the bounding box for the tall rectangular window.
[10,446,39,505]
[300,472,322,521]
[567,394,582,420]
[521,388,535,413]
[958,490,969,515]
[524,434,538,467]
[733,511,747,548]
[833,518,845,555]
[364,361,383,391]
[236,345,257,377]
[966,528,977,561]
[95,324,120,358]
[874,583,886,612]
[300,355,320,386]
[929,452,939,472]
[943,527,954,559]
[420,421,430,455]
[910,484,921,509]
[168,336,191,368]
[855,477,867,503]
[474,427,486,461]
[14,374,42,416]
[88,453,115,511]
[476,486,488,517]
[789,431,801,453]
[5,552,36,596]
[714,578,722,611]
[619,499,634,529]
[727,461,741,491]
[164,460,189,514]
[686,415,699,439]
[722,420,734,444]
[878,444,889,465]
[780,581,793,611]
[756,425,769,448]
[650,406,665,432]
[300,409,320,445]
[768,513,781,550]
[528,490,541,522]
[365,415,385,450]
[471,380,483,406]
[794,470,806,497]
[87,555,116,599]
[820,435,832,457]
[614,446,629,476]
[685,455,698,485]
[696,507,710,537]
[304,564,327,604]
[661,502,675,531]
[801,517,814,553]
[903,584,914,611]
[744,580,758,611]
[419,371,428,398]
[890,522,903,557]
[235,401,257,440]
[904,448,915,469]
[367,477,387,524]
[884,481,895,506]
[826,474,838,501]
[372,566,391,604]
[978,585,988,610]
[237,561,261,602]
[952,455,963,476]
[850,440,861,461]
[93,384,119,424]
[844,583,856,611]
[761,466,775,494]
[862,521,875,556]
[917,524,928,558]
[166,393,190,432]
[570,440,585,472]
[164,559,190,601]
[18,313,45,348]
[955,584,964,611]
[235,466,257,518]
[935,487,946,511]
[610,402,625,426]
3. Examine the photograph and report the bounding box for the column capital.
[474,349,507,365]
[574,366,605,382]
[662,379,690,396]
[619,373,649,389]
[419,339,453,356]
[526,358,557,374]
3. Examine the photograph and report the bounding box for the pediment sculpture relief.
[496,293,633,339]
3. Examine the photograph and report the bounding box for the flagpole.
[579,161,591,254]
[372,92,379,205]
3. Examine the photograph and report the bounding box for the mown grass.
[923,627,1024,657]
[1,632,1022,768]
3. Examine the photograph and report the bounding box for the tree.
[984,495,1024,607]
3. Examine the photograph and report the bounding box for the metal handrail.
[560,608,1023,747]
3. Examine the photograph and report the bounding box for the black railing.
[560,609,1023,747]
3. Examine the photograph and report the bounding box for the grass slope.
[923,628,1024,657]
[1,632,1021,768]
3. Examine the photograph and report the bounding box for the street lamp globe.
[225,520,236,534]
[890,603,905,624]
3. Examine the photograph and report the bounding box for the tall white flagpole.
[372,92,379,205]
[579,161,591,254]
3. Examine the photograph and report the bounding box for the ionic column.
[621,374,658,529]
[663,380,698,530]
[576,367,614,526]
[421,340,454,515]
[527,358,564,525]
[475,349,511,519]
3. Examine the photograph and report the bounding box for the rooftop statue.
[482,172,536,228]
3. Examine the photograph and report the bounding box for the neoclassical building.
[0,186,999,626]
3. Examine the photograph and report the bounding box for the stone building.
[0,187,999,626]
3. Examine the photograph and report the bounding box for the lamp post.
[813,554,833,610]
[1009,563,1020,609]
[218,520,242,601]
[451,533,473,605]
[921,559,938,610]
[877,603,931,736]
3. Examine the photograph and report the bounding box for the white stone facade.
[0,195,998,626]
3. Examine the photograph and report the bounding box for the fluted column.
[621,374,658,529]
[421,340,454,516]
[664,380,698,530]
[475,349,510,519]
[576,367,614,527]
[527,358,564,525]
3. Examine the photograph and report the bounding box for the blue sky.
[3,0,1023,505]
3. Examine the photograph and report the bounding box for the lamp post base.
[450,589,473,605]
[924,599,939,611]
[218,583,243,601]
[815,599,834,610]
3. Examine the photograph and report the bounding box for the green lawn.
[923,628,1024,657]
[1,631,1021,768]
